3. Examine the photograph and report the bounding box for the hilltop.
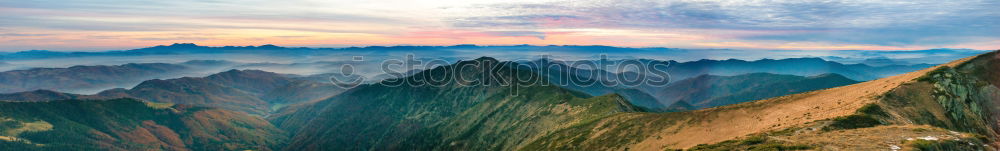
[524,50,1000,150]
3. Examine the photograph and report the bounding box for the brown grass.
[625,55,980,150]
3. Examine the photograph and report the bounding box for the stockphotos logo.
[329,54,671,95]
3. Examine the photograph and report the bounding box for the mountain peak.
[215,69,273,76]
[471,56,499,62]
[809,73,851,80]
[145,43,208,49]
[0,89,86,102]
[774,57,828,63]
[665,100,694,111]
[169,43,200,47]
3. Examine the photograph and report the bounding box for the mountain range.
[0,69,347,116]
[528,59,866,110]
[652,73,860,110]
[648,57,934,81]
[0,49,996,150]
[0,63,190,94]
[524,50,1000,150]
[0,90,104,102]
[0,49,932,96]
[1,44,986,66]
[0,54,924,112]
[98,69,348,116]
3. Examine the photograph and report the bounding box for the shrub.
[907,139,984,151]
[857,104,888,117]
[741,136,767,145]
[823,115,882,131]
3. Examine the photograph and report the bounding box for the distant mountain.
[0,90,110,102]
[0,62,11,71]
[650,57,932,81]
[287,70,424,85]
[177,59,236,66]
[524,59,664,110]
[861,57,908,66]
[663,100,694,111]
[204,69,295,94]
[0,43,308,60]
[260,80,347,111]
[652,73,860,109]
[0,43,658,61]
[96,69,346,115]
[367,69,424,83]
[526,59,868,110]
[96,76,269,115]
[0,69,348,115]
[0,63,190,94]
[845,63,936,78]
[3,44,984,67]
[612,88,665,111]
[0,99,286,150]
[271,57,642,150]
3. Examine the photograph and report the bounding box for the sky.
[0,0,998,51]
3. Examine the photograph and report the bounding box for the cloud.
[1,0,998,50]
[0,33,52,37]
[0,0,413,34]
[448,0,1000,46]
[455,0,998,29]
[398,29,551,40]
[484,31,547,39]
[452,15,585,28]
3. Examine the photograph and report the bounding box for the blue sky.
[0,0,998,51]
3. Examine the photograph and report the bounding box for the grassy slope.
[0,99,287,151]
[524,51,995,150]
[872,51,1000,140]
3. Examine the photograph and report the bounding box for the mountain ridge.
[0,63,190,94]
[94,69,346,115]
[272,57,645,150]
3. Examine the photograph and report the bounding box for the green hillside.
[0,99,286,151]
[272,57,643,150]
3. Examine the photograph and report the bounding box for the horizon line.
[1,43,990,53]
